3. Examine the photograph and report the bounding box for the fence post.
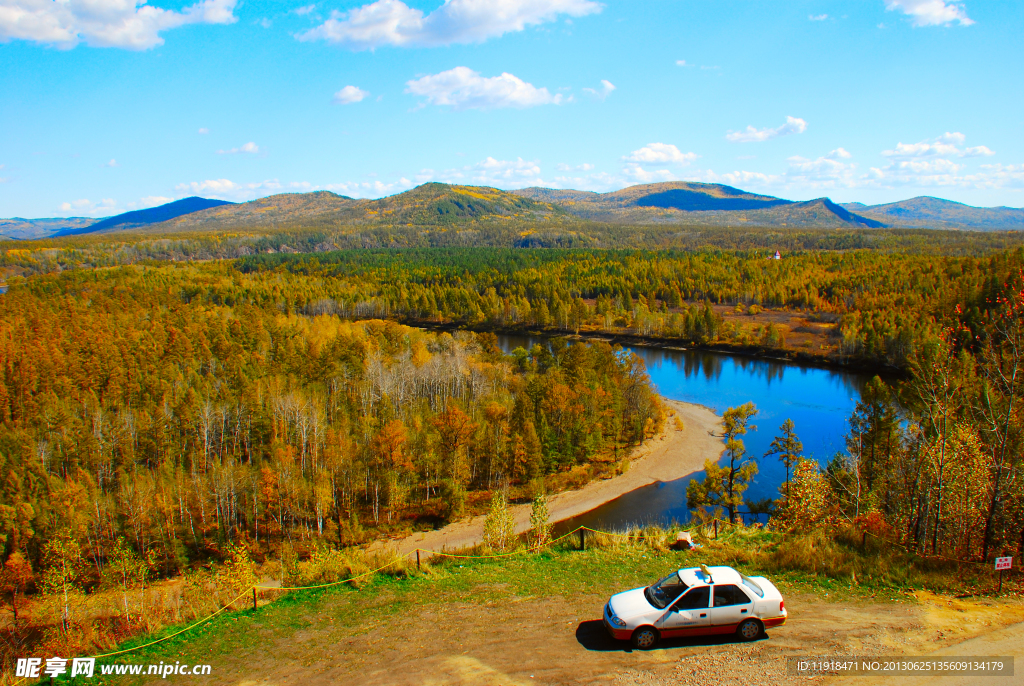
[416,549,421,571]
[714,519,718,540]
[579,528,586,551]
[252,587,257,612]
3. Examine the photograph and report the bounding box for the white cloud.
[551,172,620,192]
[556,162,594,171]
[582,79,615,100]
[324,179,416,198]
[622,164,677,184]
[726,116,807,143]
[217,142,260,154]
[197,127,210,134]
[258,17,272,28]
[625,143,698,165]
[690,133,1014,195]
[463,157,542,185]
[882,132,994,159]
[293,4,316,15]
[0,0,238,50]
[425,157,546,188]
[333,85,369,104]
[103,158,119,167]
[58,198,117,215]
[175,178,287,201]
[675,59,690,67]
[687,169,783,189]
[785,151,858,189]
[297,0,602,50]
[885,0,973,27]
[809,13,829,20]
[405,67,561,110]
[137,195,173,207]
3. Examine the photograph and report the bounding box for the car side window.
[672,586,710,611]
[713,584,752,607]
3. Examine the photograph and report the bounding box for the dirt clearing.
[143,582,1024,686]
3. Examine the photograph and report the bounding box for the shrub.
[483,492,517,553]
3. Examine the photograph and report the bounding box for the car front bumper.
[602,616,632,641]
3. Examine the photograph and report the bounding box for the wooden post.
[714,520,718,540]
[579,528,586,551]
[252,587,257,611]
[998,569,1003,594]
[416,549,421,570]
[862,531,867,551]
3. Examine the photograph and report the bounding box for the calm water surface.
[495,334,874,529]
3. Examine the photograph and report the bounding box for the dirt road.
[374,400,723,556]
[836,615,1024,686]
[206,586,1024,686]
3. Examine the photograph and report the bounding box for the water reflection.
[496,333,875,529]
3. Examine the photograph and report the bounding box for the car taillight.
[780,600,785,612]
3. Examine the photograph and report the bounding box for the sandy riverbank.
[372,399,724,557]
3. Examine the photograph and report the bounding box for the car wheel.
[737,618,763,641]
[631,626,659,650]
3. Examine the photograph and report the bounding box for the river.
[495,334,875,530]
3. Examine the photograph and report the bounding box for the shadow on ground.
[575,620,768,653]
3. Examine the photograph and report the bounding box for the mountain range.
[0,197,233,240]
[512,182,887,228]
[2,182,1022,239]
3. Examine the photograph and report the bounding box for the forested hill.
[148,183,567,233]
[840,196,1024,231]
[62,196,234,235]
[514,182,885,228]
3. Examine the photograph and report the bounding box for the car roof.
[677,565,742,587]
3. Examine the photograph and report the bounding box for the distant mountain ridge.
[57,197,235,236]
[149,183,566,232]
[0,217,97,240]
[838,196,1024,231]
[514,182,886,228]
[3,183,1022,239]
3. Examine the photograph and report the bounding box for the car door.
[656,586,710,638]
[707,584,755,633]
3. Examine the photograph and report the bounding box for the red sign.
[995,556,1012,571]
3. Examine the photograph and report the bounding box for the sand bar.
[372,399,724,557]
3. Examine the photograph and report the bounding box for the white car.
[603,565,787,649]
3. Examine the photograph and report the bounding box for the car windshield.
[644,572,689,609]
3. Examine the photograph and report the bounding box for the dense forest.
[230,246,1024,369]
[3,223,1024,280]
[0,265,661,623]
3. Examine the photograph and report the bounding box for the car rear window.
[740,574,764,598]
[713,584,752,607]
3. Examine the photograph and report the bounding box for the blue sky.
[1,0,1022,218]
